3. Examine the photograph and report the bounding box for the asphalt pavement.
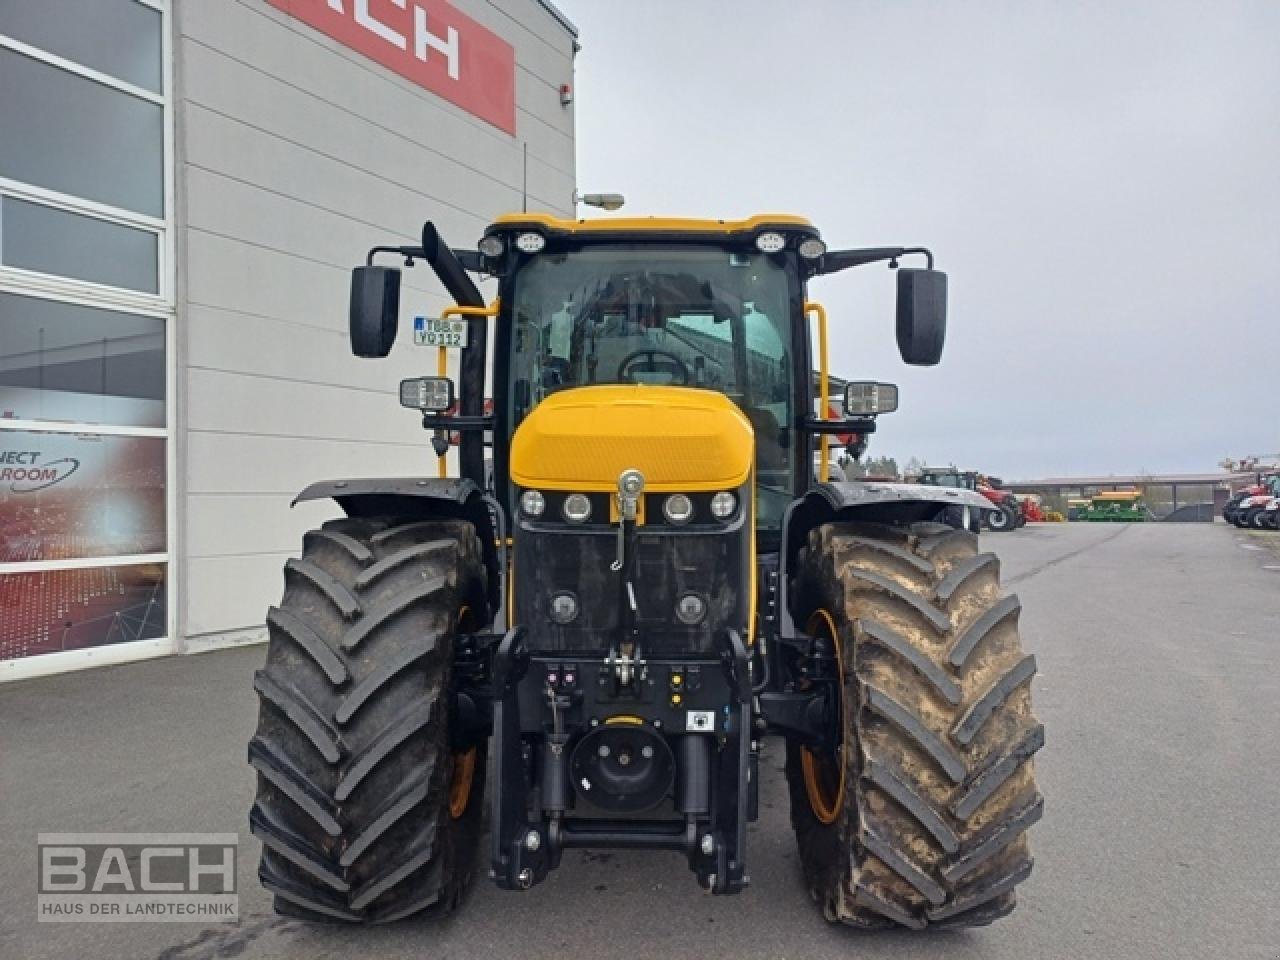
[2,523,1278,960]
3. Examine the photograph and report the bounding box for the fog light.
[563,493,592,523]
[515,231,546,254]
[710,491,737,519]
[521,490,546,517]
[550,592,578,624]
[663,493,693,524]
[676,593,706,625]
[755,231,786,254]
[478,235,504,258]
[399,376,454,411]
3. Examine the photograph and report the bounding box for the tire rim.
[449,605,477,819]
[449,747,477,819]
[801,609,846,825]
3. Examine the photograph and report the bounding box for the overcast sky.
[560,1,1279,479]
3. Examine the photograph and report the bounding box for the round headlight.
[710,491,737,519]
[755,231,786,254]
[520,489,545,517]
[563,493,592,523]
[550,592,579,624]
[515,231,546,254]
[478,235,504,258]
[663,493,693,524]
[798,237,827,260]
[676,593,706,625]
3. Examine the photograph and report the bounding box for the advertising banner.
[265,0,517,134]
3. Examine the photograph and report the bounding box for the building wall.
[172,0,576,646]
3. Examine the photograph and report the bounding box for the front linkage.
[488,625,756,894]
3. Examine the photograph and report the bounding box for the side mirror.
[349,265,401,357]
[896,268,947,366]
[844,381,899,415]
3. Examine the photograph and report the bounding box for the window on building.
[1,2,171,668]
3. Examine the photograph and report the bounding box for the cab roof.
[487,212,818,239]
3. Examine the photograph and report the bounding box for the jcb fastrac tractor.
[248,214,1043,930]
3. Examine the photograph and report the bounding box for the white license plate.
[413,316,468,348]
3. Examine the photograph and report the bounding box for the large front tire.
[786,522,1043,929]
[248,517,489,923]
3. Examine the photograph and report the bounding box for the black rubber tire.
[1245,508,1263,529]
[248,517,489,923]
[985,505,1014,533]
[785,522,1043,929]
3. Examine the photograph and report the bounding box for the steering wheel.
[616,348,691,385]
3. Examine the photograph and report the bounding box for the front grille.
[515,525,748,654]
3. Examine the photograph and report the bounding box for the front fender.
[816,480,999,516]
[293,476,504,620]
[777,481,996,640]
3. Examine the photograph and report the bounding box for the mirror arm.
[452,248,484,273]
[814,245,934,276]
[804,416,878,435]
[365,244,424,266]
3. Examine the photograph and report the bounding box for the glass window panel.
[0,47,163,216]
[0,432,166,562]
[0,563,166,660]
[0,292,165,428]
[0,0,163,92]
[1,197,158,293]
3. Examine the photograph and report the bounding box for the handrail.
[805,301,830,483]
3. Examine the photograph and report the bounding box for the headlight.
[798,237,827,260]
[550,592,578,624]
[563,493,592,523]
[755,231,786,254]
[520,490,546,517]
[478,235,504,257]
[710,491,737,519]
[515,231,546,254]
[663,493,693,524]
[399,376,454,411]
[676,593,706,625]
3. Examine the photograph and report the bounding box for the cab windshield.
[508,246,796,527]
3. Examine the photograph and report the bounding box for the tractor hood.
[509,385,754,493]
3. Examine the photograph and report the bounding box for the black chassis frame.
[307,219,984,895]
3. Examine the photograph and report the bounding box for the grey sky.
[561,1,1280,479]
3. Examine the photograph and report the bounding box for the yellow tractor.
[247,214,1042,929]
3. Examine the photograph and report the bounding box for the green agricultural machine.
[1078,491,1150,522]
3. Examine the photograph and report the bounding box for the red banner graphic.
[265,0,517,134]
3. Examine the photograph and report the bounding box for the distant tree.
[904,456,925,477]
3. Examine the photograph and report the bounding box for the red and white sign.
[266,0,516,134]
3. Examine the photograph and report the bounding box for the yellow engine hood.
[510,385,754,492]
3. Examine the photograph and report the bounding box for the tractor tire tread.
[248,517,488,923]
[785,520,1042,930]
